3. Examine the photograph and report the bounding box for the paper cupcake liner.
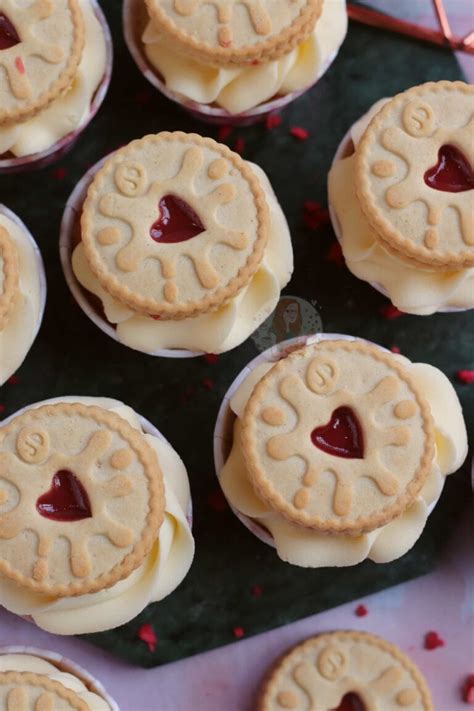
[0,646,119,711]
[123,0,342,126]
[59,155,202,359]
[0,395,193,527]
[0,205,47,386]
[328,127,468,314]
[0,0,113,174]
[214,332,442,549]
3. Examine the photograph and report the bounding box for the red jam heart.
[36,470,92,522]
[311,407,364,459]
[424,144,474,193]
[332,693,366,711]
[150,194,205,244]
[0,13,20,50]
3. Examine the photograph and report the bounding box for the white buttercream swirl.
[0,0,107,158]
[141,0,347,114]
[219,352,468,568]
[0,654,110,710]
[328,99,474,315]
[0,213,43,386]
[71,162,294,354]
[0,396,194,635]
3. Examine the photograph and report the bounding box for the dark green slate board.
[0,2,472,668]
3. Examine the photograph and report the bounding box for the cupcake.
[63,131,293,356]
[0,646,118,710]
[0,0,112,172]
[215,334,468,567]
[0,396,194,635]
[0,205,46,386]
[328,81,474,315]
[257,631,433,710]
[123,0,347,124]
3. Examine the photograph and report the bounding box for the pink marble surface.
[1,500,472,711]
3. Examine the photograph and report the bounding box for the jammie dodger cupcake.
[0,205,46,386]
[63,131,293,356]
[0,647,118,710]
[216,334,468,567]
[328,81,474,315]
[257,631,433,711]
[0,396,194,634]
[0,0,112,172]
[123,0,347,123]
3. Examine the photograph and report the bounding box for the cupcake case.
[0,2,472,668]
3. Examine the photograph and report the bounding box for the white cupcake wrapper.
[0,396,193,527]
[59,156,202,359]
[0,645,120,711]
[0,0,113,174]
[214,332,441,549]
[328,127,468,314]
[0,204,47,386]
[122,0,342,125]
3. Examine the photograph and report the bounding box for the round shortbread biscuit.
[0,402,165,597]
[257,631,433,711]
[241,340,435,535]
[355,81,474,270]
[0,0,84,125]
[0,225,18,332]
[144,0,323,66]
[0,671,89,710]
[80,132,269,319]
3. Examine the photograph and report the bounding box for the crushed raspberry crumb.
[355,604,368,617]
[208,490,227,512]
[251,585,263,598]
[303,201,330,231]
[233,137,245,155]
[233,626,245,639]
[53,167,67,180]
[462,675,474,704]
[290,126,309,140]
[379,304,404,320]
[202,378,214,390]
[203,353,219,365]
[137,623,157,652]
[218,125,232,142]
[265,114,282,130]
[7,375,19,384]
[390,345,401,354]
[326,242,344,266]
[457,370,474,385]
[424,631,445,650]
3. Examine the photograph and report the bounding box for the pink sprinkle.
[137,623,157,652]
[15,57,25,74]
[290,126,309,141]
[457,370,474,385]
[218,125,232,142]
[233,137,245,155]
[379,304,404,320]
[390,345,401,354]
[53,167,67,180]
[251,585,263,598]
[265,114,282,130]
[355,604,368,617]
[233,626,245,639]
[424,631,445,650]
[202,378,214,390]
[208,490,227,512]
[203,353,219,365]
[7,375,19,384]
[462,675,474,704]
